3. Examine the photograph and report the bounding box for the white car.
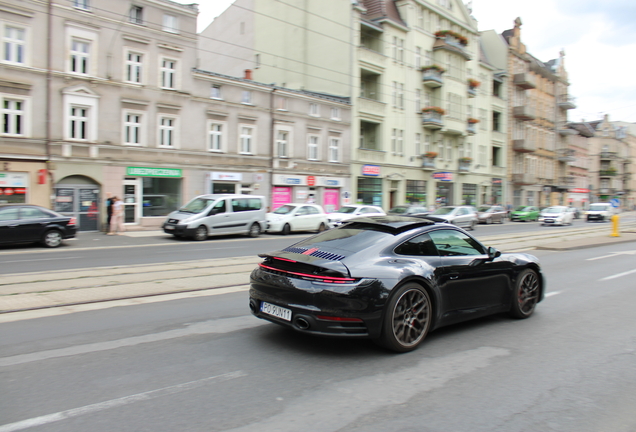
[327,205,385,228]
[266,203,329,235]
[539,206,574,226]
[429,205,478,230]
[585,202,615,222]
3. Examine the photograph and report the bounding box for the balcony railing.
[513,73,536,89]
[558,123,577,135]
[512,173,537,185]
[357,46,386,69]
[557,95,577,110]
[513,139,536,153]
[433,36,471,60]
[467,87,477,98]
[513,105,536,121]
[357,97,386,118]
[466,122,477,135]
[421,110,444,129]
[599,169,617,177]
[600,151,617,160]
[458,160,471,173]
[422,157,436,170]
[422,69,444,88]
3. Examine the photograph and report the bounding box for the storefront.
[491,178,503,205]
[433,172,454,206]
[405,180,427,205]
[271,174,346,211]
[54,175,100,231]
[568,188,589,210]
[0,172,29,204]
[461,183,477,206]
[124,167,182,225]
[357,165,382,206]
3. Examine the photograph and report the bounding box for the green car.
[510,205,540,222]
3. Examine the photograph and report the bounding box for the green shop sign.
[126,167,182,177]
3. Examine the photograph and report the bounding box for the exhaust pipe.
[295,317,310,330]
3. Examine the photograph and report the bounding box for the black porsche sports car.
[249,215,544,352]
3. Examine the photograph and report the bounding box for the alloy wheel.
[518,271,539,314]
[391,288,431,348]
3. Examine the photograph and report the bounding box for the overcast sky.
[185,0,636,124]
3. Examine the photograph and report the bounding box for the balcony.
[513,105,536,121]
[422,68,444,88]
[458,159,472,173]
[467,87,477,98]
[422,157,436,170]
[466,122,477,135]
[513,139,536,153]
[600,151,617,160]
[599,168,618,177]
[512,173,537,185]
[558,123,577,135]
[357,97,386,119]
[357,47,386,70]
[513,73,536,89]
[599,188,616,195]
[421,110,444,130]
[433,35,471,60]
[557,176,575,190]
[557,95,577,110]
[557,148,575,162]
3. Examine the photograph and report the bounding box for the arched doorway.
[54,175,101,232]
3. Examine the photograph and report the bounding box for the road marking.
[587,250,636,261]
[545,291,561,297]
[0,256,80,264]
[0,371,246,432]
[0,314,264,366]
[599,268,636,281]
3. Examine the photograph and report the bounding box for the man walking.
[105,192,114,233]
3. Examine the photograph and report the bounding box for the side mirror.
[487,246,501,260]
[208,208,219,216]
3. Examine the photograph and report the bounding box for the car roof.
[341,215,455,234]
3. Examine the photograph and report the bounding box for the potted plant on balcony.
[424,151,438,159]
[420,64,446,73]
[434,30,468,46]
[467,118,480,124]
[467,79,481,88]
[422,106,446,115]
[459,157,473,163]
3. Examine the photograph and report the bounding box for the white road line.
[0,371,246,432]
[0,314,264,366]
[587,254,616,261]
[545,291,561,297]
[0,256,80,264]
[599,268,636,281]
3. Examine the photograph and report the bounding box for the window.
[208,122,223,152]
[159,116,176,147]
[429,229,485,256]
[415,47,421,69]
[447,93,462,119]
[309,103,320,116]
[125,52,143,84]
[3,26,25,64]
[308,135,319,160]
[254,53,260,68]
[276,97,287,110]
[70,39,90,74]
[129,6,143,24]
[493,111,501,132]
[398,83,404,109]
[239,126,254,154]
[392,37,404,62]
[163,15,178,33]
[415,89,421,112]
[395,233,437,256]
[330,107,340,120]
[210,85,222,99]
[329,138,340,162]
[2,98,25,136]
[276,130,288,157]
[74,0,89,10]
[124,112,142,145]
[69,106,88,140]
[160,59,176,89]
[241,91,252,104]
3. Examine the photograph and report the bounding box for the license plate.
[165,225,175,230]
[260,301,292,321]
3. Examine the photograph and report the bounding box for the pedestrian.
[105,192,114,233]
[108,196,125,235]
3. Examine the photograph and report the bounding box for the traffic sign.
[610,198,620,208]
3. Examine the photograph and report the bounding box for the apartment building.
[200,0,508,210]
[0,0,350,230]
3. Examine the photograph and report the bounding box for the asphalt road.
[1,241,635,431]
[1,215,633,274]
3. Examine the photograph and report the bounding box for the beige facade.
[201,0,509,210]
[0,0,351,230]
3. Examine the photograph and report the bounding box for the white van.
[585,202,615,222]
[162,194,266,240]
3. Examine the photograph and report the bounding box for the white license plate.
[261,302,292,321]
[165,225,175,230]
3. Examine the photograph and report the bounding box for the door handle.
[449,273,459,280]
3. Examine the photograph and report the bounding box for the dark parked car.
[476,205,507,224]
[0,204,77,248]
[250,215,544,352]
[388,204,430,216]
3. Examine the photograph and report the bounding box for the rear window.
[231,198,262,212]
[589,204,609,211]
[290,226,392,258]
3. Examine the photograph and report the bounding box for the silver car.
[476,205,507,224]
[429,205,478,230]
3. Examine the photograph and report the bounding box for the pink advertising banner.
[323,188,339,213]
[272,186,292,210]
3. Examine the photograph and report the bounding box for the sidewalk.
[1,221,635,315]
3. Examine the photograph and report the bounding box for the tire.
[281,223,291,235]
[510,269,540,319]
[193,225,208,241]
[469,220,476,230]
[317,222,326,233]
[377,283,432,353]
[487,217,492,225]
[248,223,261,238]
[42,230,63,248]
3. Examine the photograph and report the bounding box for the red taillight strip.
[316,315,363,322]
[258,263,356,283]
[272,257,296,263]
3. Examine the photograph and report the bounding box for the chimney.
[244,69,252,80]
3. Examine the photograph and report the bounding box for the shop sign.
[126,167,182,177]
[362,165,380,176]
[433,172,453,181]
[491,178,502,185]
[0,172,28,187]
[211,172,243,182]
[307,176,316,186]
[274,175,305,185]
[570,188,590,194]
